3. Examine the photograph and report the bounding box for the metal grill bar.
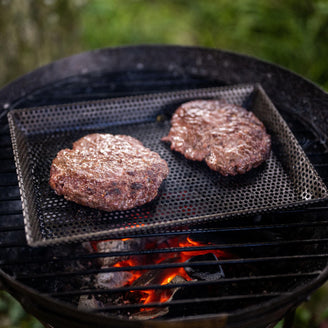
[0,200,22,214]
[89,293,288,312]
[13,254,328,281]
[0,226,24,232]
[5,215,327,237]
[0,242,27,248]
[0,216,327,233]
[1,235,328,266]
[50,271,321,298]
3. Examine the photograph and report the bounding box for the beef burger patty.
[162,99,271,176]
[49,133,169,211]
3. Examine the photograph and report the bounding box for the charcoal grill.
[0,45,328,328]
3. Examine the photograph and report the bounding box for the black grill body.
[0,45,328,328]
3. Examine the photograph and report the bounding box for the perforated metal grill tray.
[7,84,328,246]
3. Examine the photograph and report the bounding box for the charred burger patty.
[162,99,271,176]
[49,133,169,212]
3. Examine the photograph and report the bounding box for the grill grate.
[1,215,327,319]
[1,105,328,320]
[0,46,328,327]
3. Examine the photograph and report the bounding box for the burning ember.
[82,235,231,319]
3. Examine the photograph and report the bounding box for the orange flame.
[93,236,230,308]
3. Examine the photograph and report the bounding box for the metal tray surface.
[7,84,328,246]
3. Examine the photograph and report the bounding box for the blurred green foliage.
[0,0,328,89]
[79,0,328,90]
[0,0,328,327]
[294,283,328,328]
[0,291,43,328]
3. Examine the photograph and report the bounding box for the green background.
[1,0,328,90]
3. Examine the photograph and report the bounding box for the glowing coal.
[80,236,231,319]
